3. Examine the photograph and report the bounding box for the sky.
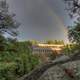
[6,0,74,43]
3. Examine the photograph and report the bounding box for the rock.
[38,60,80,80]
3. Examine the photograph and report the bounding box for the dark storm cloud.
[7,0,69,43]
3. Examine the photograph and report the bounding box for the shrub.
[0,62,17,80]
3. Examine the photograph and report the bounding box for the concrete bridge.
[18,53,80,80]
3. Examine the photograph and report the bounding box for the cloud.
[7,0,69,43]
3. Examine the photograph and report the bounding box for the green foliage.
[15,41,39,74]
[47,53,56,60]
[0,0,19,37]
[62,44,80,56]
[64,0,80,19]
[46,40,64,44]
[0,1,39,80]
[68,22,80,44]
[0,41,39,80]
[0,35,7,51]
[29,40,39,45]
[0,62,17,80]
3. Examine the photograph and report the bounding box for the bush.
[0,62,17,80]
[62,44,80,56]
[0,41,39,80]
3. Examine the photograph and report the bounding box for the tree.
[46,40,54,44]
[63,0,80,56]
[29,40,39,45]
[0,1,39,79]
[64,0,80,44]
[68,22,80,43]
[64,0,80,20]
[0,0,19,37]
[14,41,39,75]
[46,40,64,44]
[0,34,7,51]
[0,0,19,52]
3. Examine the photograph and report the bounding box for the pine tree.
[0,0,20,51]
[0,0,19,37]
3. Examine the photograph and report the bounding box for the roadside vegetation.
[0,1,39,80]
